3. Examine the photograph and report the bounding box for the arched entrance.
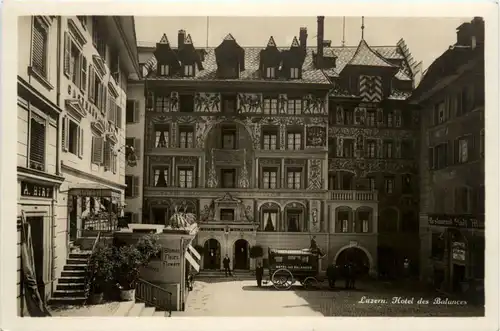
[203,239,221,270]
[233,239,249,270]
[335,247,371,276]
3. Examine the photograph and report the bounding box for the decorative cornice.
[91,121,106,135]
[67,18,87,48]
[65,99,86,121]
[106,132,118,144]
[17,166,65,185]
[93,55,107,77]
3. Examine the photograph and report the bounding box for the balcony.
[328,190,378,202]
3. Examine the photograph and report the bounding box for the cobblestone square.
[175,278,484,317]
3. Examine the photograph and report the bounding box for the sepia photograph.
[1,3,497,330]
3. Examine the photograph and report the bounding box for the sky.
[135,16,471,72]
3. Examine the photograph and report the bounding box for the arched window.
[284,203,305,232]
[335,207,353,233]
[355,207,373,233]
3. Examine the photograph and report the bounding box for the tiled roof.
[345,39,397,69]
[142,40,412,85]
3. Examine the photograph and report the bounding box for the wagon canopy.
[269,248,316,256]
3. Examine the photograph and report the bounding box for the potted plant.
[114,235,161,301]
[85,243,114,304]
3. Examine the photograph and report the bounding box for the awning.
[187,244,201,260]
[68,183,121,200]
[185,251,200,272]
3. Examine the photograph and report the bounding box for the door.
[203,239,221,270]
[27,216,45,300]
[452,264,466,292]
[234,239,249,270]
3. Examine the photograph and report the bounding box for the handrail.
[136,278,173,317]
[83,232,101,305]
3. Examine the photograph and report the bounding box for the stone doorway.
[234,239,249,270]
[203,239,221,270]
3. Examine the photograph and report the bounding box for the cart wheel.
[272,269,294,290]
[303,277,319,290]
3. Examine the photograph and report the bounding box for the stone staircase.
[50,251,91,305]
[113,301,170,317]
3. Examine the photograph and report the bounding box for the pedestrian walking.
[255,262,264,287]
[223,254,232,277]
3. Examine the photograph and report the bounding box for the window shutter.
[61,116,69,152]
[428,147,434,169]
[63,32,71,77]
[78,127,84,157]
[133,176,140,197]
[88,65,95,102]
[134,138,141,160]
[101,85,108,114]
[133,100,139,123]
[80,56,87,92]
[91,136,104,164]
[103,140,111,169]
[116,106,122,129]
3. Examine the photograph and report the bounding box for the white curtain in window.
[154,169,160,186]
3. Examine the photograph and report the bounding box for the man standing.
[255,262,264,287]
[223,254,232,277]
[326,263,337,289]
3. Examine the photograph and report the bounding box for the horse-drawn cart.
[263,248,325,290]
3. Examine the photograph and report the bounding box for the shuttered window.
[116,106,122,129]
[80,56,87,92]
[29,115,46,171]
[91,136,104,165]
[32,18,48,77]
[103,140,111,169]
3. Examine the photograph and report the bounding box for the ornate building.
[131,17,421,275]
[411,17,484,297]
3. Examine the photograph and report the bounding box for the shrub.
[85,242,115,296]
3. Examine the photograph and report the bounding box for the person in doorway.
[255,262,264,287]
[223,254,232,277]
[403,258,410,279]
[309,236,326,258]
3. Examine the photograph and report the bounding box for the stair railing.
[83,232,101,304]
[136,278,172,317]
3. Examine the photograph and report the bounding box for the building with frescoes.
[411,17,484,297]
[129,17,421,276]
[17,16,140,312]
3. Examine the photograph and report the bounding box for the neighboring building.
[130,17,421,275]
[17,16,140,310]
[17,16,66,309]
[411,17,485,295]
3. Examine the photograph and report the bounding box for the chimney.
[178,29,186,49]
[299,27,308,51]
[317,16,325,63]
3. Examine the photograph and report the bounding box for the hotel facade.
[126,17,421,276]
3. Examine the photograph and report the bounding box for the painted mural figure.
[209,94,220,112]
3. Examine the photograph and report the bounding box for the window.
[402,175,412,194]
[341,172,353,190]
[368,177,376,191]
[92,17,106,60]
[343,109,354,125]
[125,176,139,197]
[359,212,370,233]
[434,143,448,169]
[262,210,278,231]
[394,110,402,127]
[221,127,236,149]
[160,64,169,76]
[287,210,301,232]
[386,111,394,127]
[91,136,104,165]
[287,168,302,189]
[366,140,376,158]
[110,48,120,84]
[338,211,349,233]
[77,16,87,28]
[366,111,376,127]
[385,177,394,194]
[263,98,278,114]
[262,168,278,189]
[31,17,49,78]
[287,131,302,150]
[126,100,138,123]
[401,140,413,159]
[91,71,103,108]
[480,129,484,158]
[457,137,469,163]
[178,168,194,188]
[179,94,194,112]
[435,101,446,124]
[290,68,300,79]
[342,219,349,233]
[383,141,393,158]
[152,167,169,187]
[287,98,302,115]
[222,95,237,113]
[154,124,169,148]
[262,128,278,150]
[342,139,354,158]
[179,126,194,148]
[69,42,81,86]
[220,209,235,221]
[221,169,236,188]
[266,67,276,78]
[103,140,116,172]
[184,65,195,77]
[68,120,79,154]
[29,114,46,171]
[155,95,169,112]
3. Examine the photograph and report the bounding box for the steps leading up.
[50,250,91,306]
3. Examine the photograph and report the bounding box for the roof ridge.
[346,39,397,68]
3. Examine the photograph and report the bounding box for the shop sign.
[21,181,53,199]
[428,214,484,230]
[200,227,225,231]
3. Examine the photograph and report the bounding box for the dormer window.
[184,64,195,77]
[266,67,276,79]
[160,64,169,76]
[290,68,300,79]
